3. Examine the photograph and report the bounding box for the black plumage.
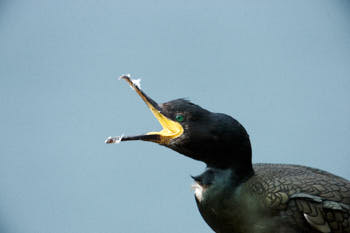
[106,76,350,233]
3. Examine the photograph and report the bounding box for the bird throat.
[191,168,233,202]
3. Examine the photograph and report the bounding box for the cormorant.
[106,76,350,233]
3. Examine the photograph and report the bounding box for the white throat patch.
[191,182,205,202]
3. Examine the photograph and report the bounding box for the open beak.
[105,75,184,145]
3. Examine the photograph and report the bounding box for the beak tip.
[119,74,131,80]
[105,136,123,144]
[105,137,113,144]
[119,74,138,90]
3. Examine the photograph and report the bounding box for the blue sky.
[1,1,350,233]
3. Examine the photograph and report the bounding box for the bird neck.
[206,144,254,184]
[229,160,254,185]
[230,135,254,183]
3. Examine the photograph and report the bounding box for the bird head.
[107,76,252,173]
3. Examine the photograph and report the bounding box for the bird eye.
[175,114,184,122]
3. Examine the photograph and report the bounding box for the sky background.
[1,1,350,233]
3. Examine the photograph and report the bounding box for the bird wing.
[250,164,350,233]
[290,193,350,233]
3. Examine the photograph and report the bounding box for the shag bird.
[106,76,350,233]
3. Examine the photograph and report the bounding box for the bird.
[106,75,350,233]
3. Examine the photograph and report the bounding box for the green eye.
[175,114,184,122]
